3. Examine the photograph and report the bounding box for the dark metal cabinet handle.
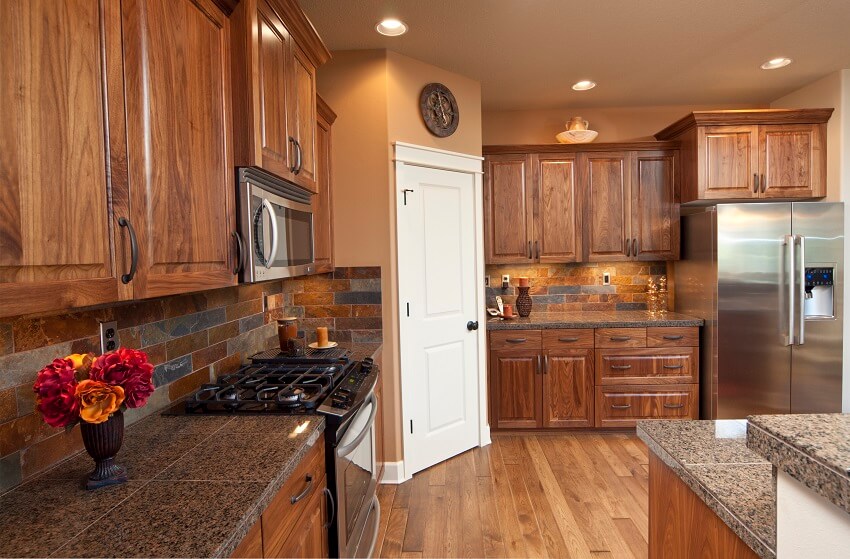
[625,238,631,257]
[290,474,314,504]
[632,238,638,257]
[118,217,138,284]
[506,338,527,344]
[610,336,632,342]
[289,137,298,173]
[662,335,684,340]
[761,173,766,193]
[611,404,632,410]
[323,487,335,529]
[753,173,759,193]
[534,240,539,259]
[558,337,580,343]
[537,355,542,375]
[232,231,245,275]
[544,355,549,374]
[664,403,685,409]
[467,321,479,331]
[663,364,684,370]
[527,241,532,259]
[610,364,632,370]
[295,138,303,175]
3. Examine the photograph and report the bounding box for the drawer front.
[542,329,594,349]
[596,348,698,385]
[594,327,647,348]
[262,434,326,558]
[595,384,698,427]
[490,329,542,350]
[647,327,699,347]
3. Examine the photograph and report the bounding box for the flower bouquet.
[33,348,154,490]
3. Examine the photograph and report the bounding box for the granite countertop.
[0,342,382,558]
[486,310,704,329]
[747,413,850,516]
[637,420,776,559]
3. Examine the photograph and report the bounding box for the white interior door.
[397,152,484,477]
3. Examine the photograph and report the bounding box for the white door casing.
[395,142,489,480]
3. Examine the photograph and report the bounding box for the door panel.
[291,44,317,192]
[535,155,580,262]
[0,0,128,317]
[484,155,533,263]
[123,0,236,299]
[583,152,630,261]
[633,151,679,260]
[543,349,593,428]
[491,350,541,429]
[760,125,823,199]
[313,101,334,273]
[257,0,293,179]
[698,126,758,199]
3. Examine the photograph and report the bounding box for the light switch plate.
[602,272,611,286]
[99,321,119,353]
[502,275,510,288]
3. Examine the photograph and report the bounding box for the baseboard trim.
[380,461,410,484]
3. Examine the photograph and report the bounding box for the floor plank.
[402,469,429,552]
[375,484,397,553]
[380,507,409,558]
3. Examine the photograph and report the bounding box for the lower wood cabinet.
[488,326,699,429]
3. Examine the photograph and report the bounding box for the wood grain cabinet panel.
[594,327,647,348]
[699,126,759,199]
[646,326,699,347]
[596,384,698,428]
[542,329,594,349]
[596,347,698,385]
[490,349,542,429]
[543,349,594,428]
[230,520,263,558]
[0,0,130,317]
[290,44,317,192]
[582,152,631,262]
[760,124,825,199]
[632,151,679,261]
[484,155,534,263]
[313,96,336,274]
[534,154,581,262]
[268,477,328,559]
[490,329,542,350]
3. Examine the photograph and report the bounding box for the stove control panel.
[320,358,376,416]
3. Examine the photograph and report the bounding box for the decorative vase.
[516,286,533,317]
[80,410,127,490]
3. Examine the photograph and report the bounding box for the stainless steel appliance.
[675,203,844,418]
[166,349,380,558]
[237,167,314,282]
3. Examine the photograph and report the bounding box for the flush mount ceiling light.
[761,57,793,70]
[571,80,597,91]
[376,18,408,36]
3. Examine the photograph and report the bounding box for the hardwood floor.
[376,432,649,558]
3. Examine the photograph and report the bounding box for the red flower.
[89,348,155,409]
[33,359,80,428]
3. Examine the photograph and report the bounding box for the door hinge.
[406,302,410,317]
[402,189,414,205]
[410,420,413,434]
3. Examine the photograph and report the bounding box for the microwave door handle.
[336,393,378,458]
[784,234,795,346]
[797,235,806,345]
[261,199,279,269]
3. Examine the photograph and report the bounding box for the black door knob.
[467,321,479,331]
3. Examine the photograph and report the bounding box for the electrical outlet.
[502,274,510,288]
[484,276,490,288]
[99,321,119,353]
[602,272,611,286]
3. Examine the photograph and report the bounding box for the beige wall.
[482,103,764,145]
[318,49,483,465]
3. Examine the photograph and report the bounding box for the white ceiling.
[299,0,850,111]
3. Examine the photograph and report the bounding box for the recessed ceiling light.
[761,57,792,70]
[572,80,597,91]
[376,18,408,36]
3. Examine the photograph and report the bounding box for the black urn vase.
[80,410,127,490]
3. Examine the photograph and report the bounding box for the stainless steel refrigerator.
[674,203,843,419]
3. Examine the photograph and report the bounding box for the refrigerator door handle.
[797,235,806,345]
[784,234,795,346]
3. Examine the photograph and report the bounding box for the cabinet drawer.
[647,327,699,347]
[542,329,594,349]
[594,328,646,348]
[595,384,698,428]
[596,348,697,385]
[262,434,326,558]
[490,330,542,350]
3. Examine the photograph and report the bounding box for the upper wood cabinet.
[484,154,534,263]
[582,152,631,262]
[631,151,679,261]
[535,154,582,262]
[122,0,237,299]
[313,96,336,274]
[655,109,832,203]
[230,0,330,193]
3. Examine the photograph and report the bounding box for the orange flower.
[75,380,125,424]
[65,353,93,379]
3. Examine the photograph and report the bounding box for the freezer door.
[791,202,843,413]
[717,204,791,418]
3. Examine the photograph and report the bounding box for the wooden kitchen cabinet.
[490,347,542,429]
[582,151,632,261]
[484,154,534,263]
[231,521,263,558]
[270,483,328,559]
[534,154,582,262]
[543,349,594,428]
[230,0,330,193]
[313,96,336,274]
[655,109,831,203]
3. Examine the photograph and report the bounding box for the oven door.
[335,392,379,558]
[245,186,314,282]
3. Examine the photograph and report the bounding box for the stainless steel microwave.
[236,167,314,282]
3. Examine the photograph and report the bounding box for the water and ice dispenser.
[804,267,835,318]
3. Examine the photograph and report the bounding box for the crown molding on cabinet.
[654,108,834,141]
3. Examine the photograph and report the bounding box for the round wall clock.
[420,83,459,137]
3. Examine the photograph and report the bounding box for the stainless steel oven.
[236,167,314,282]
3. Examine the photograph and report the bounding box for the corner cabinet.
[483,143,680,265]
[313,96,337,274]
[655,109,831,203]
[230,0,330,193]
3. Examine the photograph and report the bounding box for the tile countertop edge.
[747,420,850,517]
[636,423,776,559]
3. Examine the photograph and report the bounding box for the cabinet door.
[274,477,328,558]
[256,0,295,180]
[582,152,631,261]
[0,0,130,318]
[534,154,581,263]
[490,349,542,429]
[698,125,759,199]
[313,99,335,273]
[290,44,318,192]
[122,0,237,299]
[484,155,534,264]
[632,150,679,261]
[759,124,825,199]
[543,349,594,428]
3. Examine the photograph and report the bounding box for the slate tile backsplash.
[0,267,381,492]
[486,262,667,312]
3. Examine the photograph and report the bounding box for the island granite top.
[486,310,704,330]
[747,413,850,516]
[637,419,776,559]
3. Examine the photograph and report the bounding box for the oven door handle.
[366,495,380,558]
[336,393,378,459]
[260,198,279,269]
